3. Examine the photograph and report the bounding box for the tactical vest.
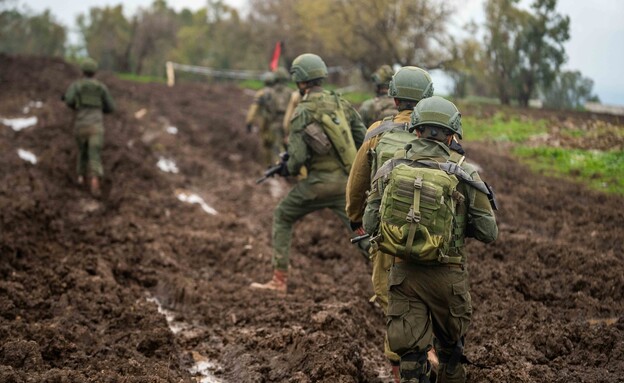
[77,79,103,109]
[361,120,414,234]
[262,85,291,118]
[301,91,357,175]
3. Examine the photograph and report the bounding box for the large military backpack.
[369,148,490,264]
[263,85,291,117]
[361,120,414,234]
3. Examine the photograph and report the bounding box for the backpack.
[361,120,414,234]
[369,145,493,264]
[77,79,103,109]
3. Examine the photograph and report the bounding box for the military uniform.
[272,87,367,271]
[64,65,114,183]
[383,97,498,383]
[358,94,397,128]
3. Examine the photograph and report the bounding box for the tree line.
[0,0,599,109]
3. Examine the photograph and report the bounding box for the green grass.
[462,113,548,142]
[116,72,166,84]
[515,146,624,194]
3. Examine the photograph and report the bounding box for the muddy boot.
[90,176,101,197]
[250,270,287,294]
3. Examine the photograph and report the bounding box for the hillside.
[1,54,622,382]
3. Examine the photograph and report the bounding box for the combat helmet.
[410,96,463,139]
[371,64,394,86]
[261,71,276,86]
[290,53,328,83]
[388,66,433,102]
[80,57,98,74]
[274,67,290,83]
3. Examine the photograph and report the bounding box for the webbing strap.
[417,160,490,195]
[364,121,407,141]
[404,175,422,260]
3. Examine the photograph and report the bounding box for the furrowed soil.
[1,54,622,383]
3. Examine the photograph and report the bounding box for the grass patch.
[514,146,624,194]
[117,72,165,84]
[463,113,548,142]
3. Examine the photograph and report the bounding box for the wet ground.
[1,54,623,382]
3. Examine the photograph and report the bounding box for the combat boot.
[90,176,101,197]
[250,270,287,294]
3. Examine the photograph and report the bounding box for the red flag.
[269,41,282,71]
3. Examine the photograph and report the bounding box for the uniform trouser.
[370,249,401,363]
[387,263,472,383]
[75,125,104,177]
[261,121,286,166]
[272,179,367,271]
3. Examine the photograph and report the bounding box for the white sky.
[20,0,624,105]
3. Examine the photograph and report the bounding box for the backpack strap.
[416,160,490,195]
[364,121,408,141]
[403,174,423,260]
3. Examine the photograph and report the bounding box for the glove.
[350,221,366,236]
[449,139,465,155]
[246,123,253,133]
[277,161,290,177]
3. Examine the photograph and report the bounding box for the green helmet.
[410,96,463,139]
[261,71,276,86]
[274,67,290,83]
[80,58,98,74]
[388,66,433,102]
[371,64,394,86]
[290,53,328,83]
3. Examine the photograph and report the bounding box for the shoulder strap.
[364,120,408,141]
[415,160,490,195]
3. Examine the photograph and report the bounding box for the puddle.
[157,157,180,173]
[22,100,43,114]
[1,116,38,131]
[175,190,218,215]
[17,148,37,164]
[166,126,179,135]
[146,295,224,382]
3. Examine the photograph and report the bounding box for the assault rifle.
[255,152,289,184]
[350,233,370,244]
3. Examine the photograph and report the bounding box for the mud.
[1,54,623,382]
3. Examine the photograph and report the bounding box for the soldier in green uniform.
[358,64,397,127]
[63,57,115,197]
[250,53,367,293]
[383,96,498,382]
[346,66,434,381]
[246,68,292,165]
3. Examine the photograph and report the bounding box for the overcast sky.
[21,0,624,105]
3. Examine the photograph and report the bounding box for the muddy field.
[1,54,623,382]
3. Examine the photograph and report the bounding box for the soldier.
[63,57,115,197]
[345,66,434,381]
[250,53,367,293]
[246,68,292,165]
[382,96,498,382]
[358,64,397,127]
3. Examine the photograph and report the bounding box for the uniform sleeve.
[101,84,115,114]
[346,136,375,222]
[64,81,79,109]
[463,166,498,243]
[245,89,264,124]
[286,107,310,175]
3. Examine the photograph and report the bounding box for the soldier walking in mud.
[346,66,434,381]
[251,53,367,293]
[376,97,498,383]
[245,68,292,165]
[358,64,397,127]
[63,57,115,197]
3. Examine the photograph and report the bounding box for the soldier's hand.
[350,221,366,236]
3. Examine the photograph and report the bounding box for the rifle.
[350,233,370,244]
[255,152,289,184]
